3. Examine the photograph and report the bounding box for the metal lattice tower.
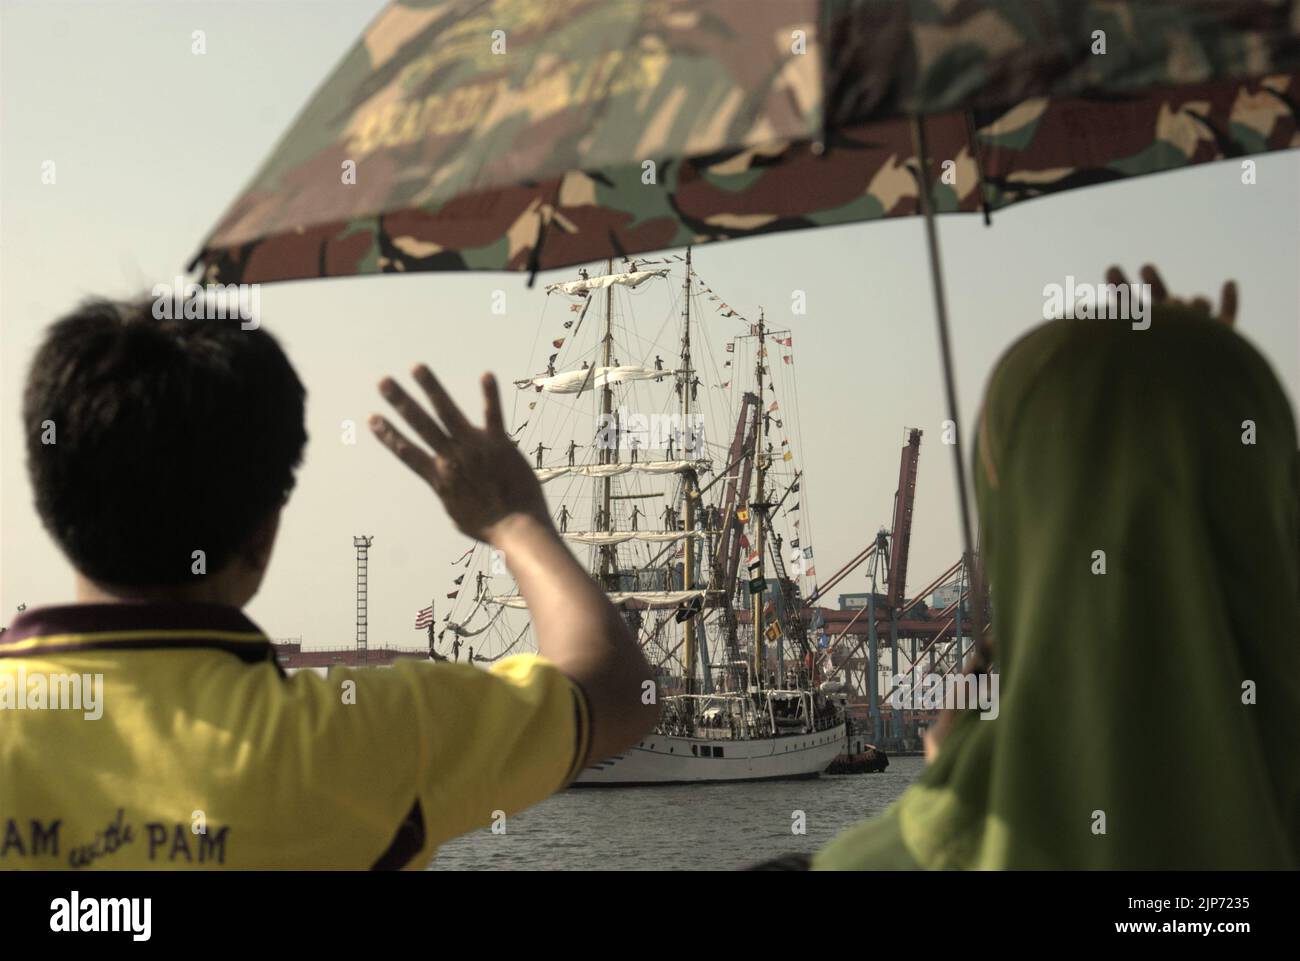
[353,535,373,665]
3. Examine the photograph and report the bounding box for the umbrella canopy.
[191,0,1300,283]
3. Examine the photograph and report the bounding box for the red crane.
[886,429,922,608]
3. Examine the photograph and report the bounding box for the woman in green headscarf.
[814,268,1300,870]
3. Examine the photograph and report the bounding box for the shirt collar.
[2,601,268,646]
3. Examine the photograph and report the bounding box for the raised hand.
[371,365,657,763]
[370,367,550,542]
[1106,264,1238,327]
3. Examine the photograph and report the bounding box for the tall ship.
[436,251,845,785]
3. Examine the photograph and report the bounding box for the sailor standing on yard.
[1,298,656,870]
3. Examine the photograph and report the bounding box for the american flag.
[414,605,434,630]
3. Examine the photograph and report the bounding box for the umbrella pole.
[909,114,990,669]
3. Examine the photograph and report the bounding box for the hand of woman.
[1105,264,1238,326]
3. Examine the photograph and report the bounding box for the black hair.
[23,297,307,586]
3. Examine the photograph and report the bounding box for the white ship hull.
[575,722,846,786]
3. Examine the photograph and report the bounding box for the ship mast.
[681,248,697,694]
[599,257,614,586]
[752,309,767,691]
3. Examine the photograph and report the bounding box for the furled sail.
[562,530,715,546]
[516,364,675,394]
[536,459,709,482]
[545,268,668,296]
[488,589,709,610]
[444,600,506,638]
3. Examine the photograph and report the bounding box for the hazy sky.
[3,0,1297,649]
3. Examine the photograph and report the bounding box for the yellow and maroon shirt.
[0,603,590,870]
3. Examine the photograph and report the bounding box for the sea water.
[429,756,924,870]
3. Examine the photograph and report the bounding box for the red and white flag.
[414,605,434,630]
[775,336,793,347]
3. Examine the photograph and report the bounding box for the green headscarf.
[815,305,1300,869]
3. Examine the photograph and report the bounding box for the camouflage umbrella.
[189,0,1299,629]
[190,0,1300,282]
